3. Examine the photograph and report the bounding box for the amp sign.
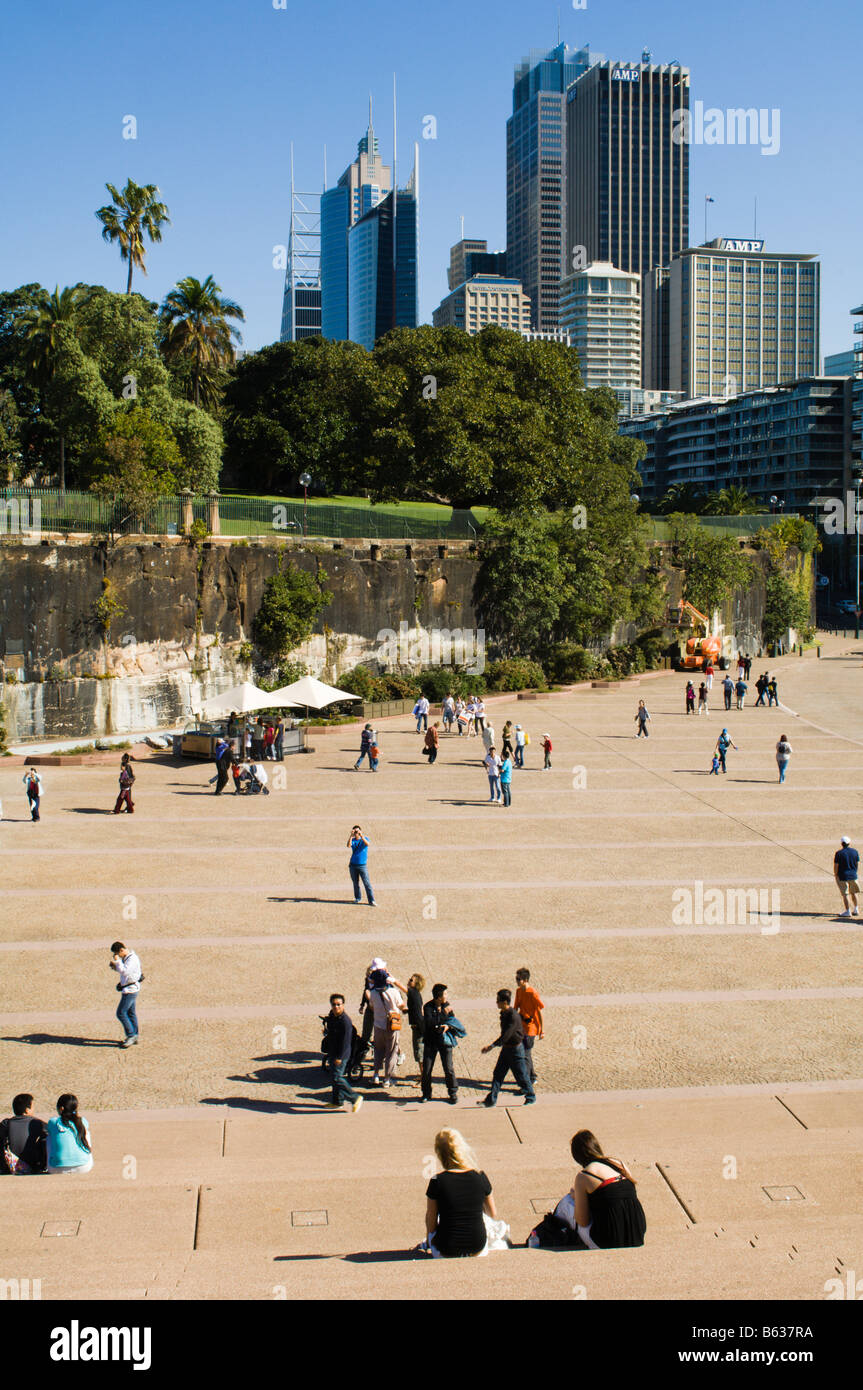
[611,67,640,81]
[720,238,765,253]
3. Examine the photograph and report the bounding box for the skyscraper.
[507,43,596,332]
[447,239,507,291]
[565,59,690,282]
[565,58,690,383]
[347,148,419,351]
[279,150,322,342]
[432,275,531,334]
[320,107,392,340]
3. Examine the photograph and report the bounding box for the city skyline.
[1,0,860,359]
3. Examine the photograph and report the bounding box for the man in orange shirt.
[515,967,544,1084]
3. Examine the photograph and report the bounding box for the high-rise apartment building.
[347,149,419,351]
[558,261,641,388]
[507,43,596,332]
[668,239,820,398]
[433,275,532,334]
[321,111,392,340]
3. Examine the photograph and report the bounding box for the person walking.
[413,695,430,733]
[23,766,42,821]
[420,984,463,1104]
[767,675,779,707]
[685,680,696,715]
[354,723,375,771]
[744,656,752,680]
[775,734,793,784]
[110,940,143,1047]
[514,725,526,767]
[721,674,734,711]
[347,825,376,906]
[368,968,406,1088]
[484,746,502,803]
[213,737,231,795]
[479,989,535,1107]
[46,1095,93,1175]
[474,698,486,736]
[834,836,860,918]
[735,676,748,710]
[481,721,496,754]
[704,659,715,693]
[754,673,769,707]
[442,694,456,734]
[515,968,544,1084]
[714,728,738,775]
[406,974,426,1077]
[0,1094,48,1175]
[542,733,553,769]
[737,655,746,681]
[323,994,363,1112]
[500,751,513,807]
[634,701,651,738]
[274,716,285,762]
[697,683,709,717]
[113,753,135,814]
[424,722,440,765]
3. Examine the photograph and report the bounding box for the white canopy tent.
[198,682,299,718]
[263,674,360,718]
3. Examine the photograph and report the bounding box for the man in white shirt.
[110,941,142,1048]
[484,748,502,803]
[414,696,430,733]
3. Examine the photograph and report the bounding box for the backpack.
[385,1009,402,1033]
[526,1212,584,1249]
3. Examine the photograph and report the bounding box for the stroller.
[320,1015,372,1080]
[235,762,270,795]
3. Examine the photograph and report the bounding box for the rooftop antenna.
[460,214,465,241]
[557,7,561,44]
[323,144,327,191]
[754,196,758,239]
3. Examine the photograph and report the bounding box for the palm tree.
[95,179,171,293]
[158,275,245,408]
[21,284,90,491]
[708,484,762,515]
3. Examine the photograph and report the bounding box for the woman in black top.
[570,1129,646,1249]
[406,973,425,1074]
[425,1128,497,1257]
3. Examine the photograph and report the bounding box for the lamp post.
[299,472,311,537]
[854,469,863,641]
[769,494,778,515]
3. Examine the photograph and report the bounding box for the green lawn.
[221,491,489,525]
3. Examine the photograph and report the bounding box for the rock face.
[0,538,481,740]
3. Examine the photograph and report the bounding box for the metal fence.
[1,490,793,544]
[0,490,483,541]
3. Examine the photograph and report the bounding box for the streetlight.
[854,468,863,641]
[769,494,778,515]
[299,472,311,537]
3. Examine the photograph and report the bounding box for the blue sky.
[1,0,860,357]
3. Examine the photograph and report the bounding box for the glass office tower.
[321,112,392,340]
[507,43,596,332]
[347,150,419,350]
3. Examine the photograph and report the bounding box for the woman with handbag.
[113,753,135,814]
[368,968,406,1088]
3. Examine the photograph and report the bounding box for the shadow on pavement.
[1,1032,118,1048]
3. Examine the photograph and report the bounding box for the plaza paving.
[1,635,862,1299]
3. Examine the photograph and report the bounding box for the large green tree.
[159,275,244,409]
[667,512,756,616]
[253,560,334,665]
[20,284,92,489]
[222,337,368,493]
[95,180,170,293]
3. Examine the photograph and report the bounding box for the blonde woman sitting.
[419,1128,510,1257]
